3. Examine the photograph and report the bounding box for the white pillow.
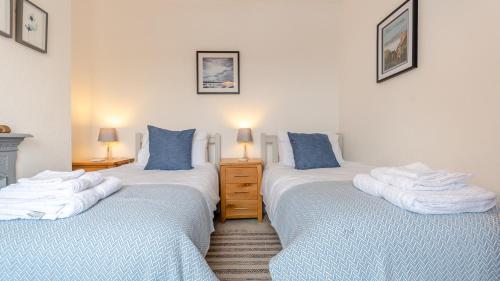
[278,131,295,167]
[137,134,150,166]
[192,130,209,165]
[136,130,209,167]
[330,134,344,164]
[277,131,344,167]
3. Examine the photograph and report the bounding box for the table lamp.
[98,128,118,160]
[237,128,253,162]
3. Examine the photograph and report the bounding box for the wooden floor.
[207,216,281,281]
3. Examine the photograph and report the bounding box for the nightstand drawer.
[226,183,258,200]
[226,168,258,184]
[226,200,258,217]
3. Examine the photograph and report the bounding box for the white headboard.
[135,133,222,166]
[261,133,344,166]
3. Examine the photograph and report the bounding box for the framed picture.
[377,0,418,83]
[0,0,12,38]
[197,51,240,94]
[15,0,48,53]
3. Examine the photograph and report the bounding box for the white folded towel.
[353,174,384,197]
[0,199,68,219]
[0,188,74,200]
[380,162,435,179]
[93,176,122,198]
[0,176,122,220]
[1,172,104,198]
[18,169,85,185]
[371,163,471,190]
[354,174,497,214]
[46,188,101,220]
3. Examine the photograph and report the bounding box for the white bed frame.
[261,133,344,166]
[134,133,222,167]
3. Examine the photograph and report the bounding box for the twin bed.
[1,131,498,281]
[0,133,221,281]
[261,133,499,281]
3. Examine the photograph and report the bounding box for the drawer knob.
[233,207,250,210]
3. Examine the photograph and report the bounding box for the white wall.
[0,0,72,177]
[72,0,500,193]
[336,0,500,192]
[72,0,341,161]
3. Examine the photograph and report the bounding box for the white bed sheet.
[101,163,220,216]
[262,161,373,221]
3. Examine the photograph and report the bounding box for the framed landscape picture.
[0,0,12,38]
[16,0,48,53]
[377,0,418,83]
[197,51,240,94]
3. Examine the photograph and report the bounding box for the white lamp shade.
[98,128,118,142]
[237,128,253,143]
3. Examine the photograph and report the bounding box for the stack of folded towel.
[353,163,497,214]
[0,170,122,220]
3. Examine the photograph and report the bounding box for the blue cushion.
[288,132,340,170]
[145,126,195,171]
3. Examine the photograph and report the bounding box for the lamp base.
[238,144,249,162]
[106,144,113,161]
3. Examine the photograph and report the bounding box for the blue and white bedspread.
[270,181,499,281]
[0,184,218,281]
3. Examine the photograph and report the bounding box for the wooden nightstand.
[220,158,263,223]
[72,158,134,172]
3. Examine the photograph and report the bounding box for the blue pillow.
[145,126,195,171]
[288,132,340,170]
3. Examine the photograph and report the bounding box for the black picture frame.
[377,0,418,83]
[0,0,13,38]
[197,51,240,95]
[15,0,48,53]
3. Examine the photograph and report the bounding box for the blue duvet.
[270,181,499,281]
[0,185,218,281]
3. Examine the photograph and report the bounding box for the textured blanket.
[270,181,499,281]
[0,184,218,281]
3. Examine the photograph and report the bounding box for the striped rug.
[207,218,282,281]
